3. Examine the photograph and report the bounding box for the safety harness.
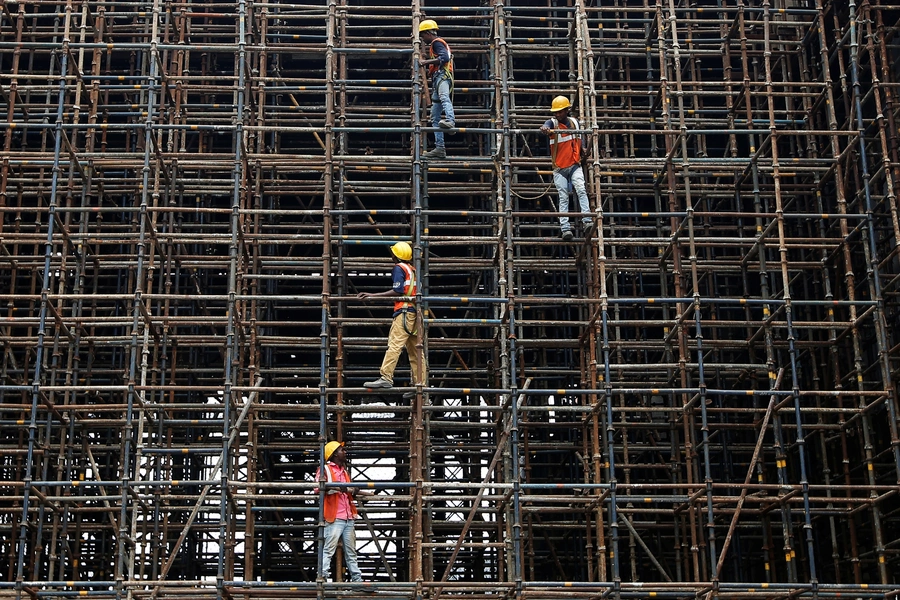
[394,262,418,336]
[428,37,454,94]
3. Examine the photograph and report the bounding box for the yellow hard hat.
[419,19,438,33]
[324,441,343,461]
[550,96,572,112]
[391,241,412,261]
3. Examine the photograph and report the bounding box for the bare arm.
[357,289,401,300]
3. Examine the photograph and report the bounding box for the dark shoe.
[438,119,455,129]
[423,147,446,160]
[351,584,378,594]
[561,230,574,242]
[402,391,416,400]
[583,222,595,238]
[363,377,392,389]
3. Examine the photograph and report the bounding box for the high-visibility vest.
[393,262,417,313]
[427,37,454,80]
[322,463,358,523]
[549,116,581,170]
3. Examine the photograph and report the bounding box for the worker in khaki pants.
[358,242,426,398]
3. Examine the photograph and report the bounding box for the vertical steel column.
[411,3,428,585]
[217,0,249,596]
[13,3,71,594]
[317,0,339,588]
[656,0,702,581]
[494,1,522,593]
[575,0,604,582]
[863,0,900,486]
[122,0,156,594]
[664,0,718,577]
[761,0,814,585]
[847,0,897,583]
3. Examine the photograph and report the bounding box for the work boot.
[438,119,456,135]
[583,221,595,238]
[363,377,392,389]
[561,230,574,242]
[423,147,446,160]
[351,584,378,595]
[402,391,416,400]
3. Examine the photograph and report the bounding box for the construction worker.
[358,241,426,396]
[419,19,455,160]
[316,441,374,591]
[540,96,593,241]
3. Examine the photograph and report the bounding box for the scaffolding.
[2,0,900,598]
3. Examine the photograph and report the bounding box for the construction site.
[2,0,900,598]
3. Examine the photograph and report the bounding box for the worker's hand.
[357,292,371,300]
[540,125,551,135]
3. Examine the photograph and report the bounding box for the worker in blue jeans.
[540,95,593,241]
[419,19,455,160]
[316,441,375,593]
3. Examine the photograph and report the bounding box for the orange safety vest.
[549,117,582,170]
[427,37,454,80]
[393,262,417,313]
[322,463,358,523]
